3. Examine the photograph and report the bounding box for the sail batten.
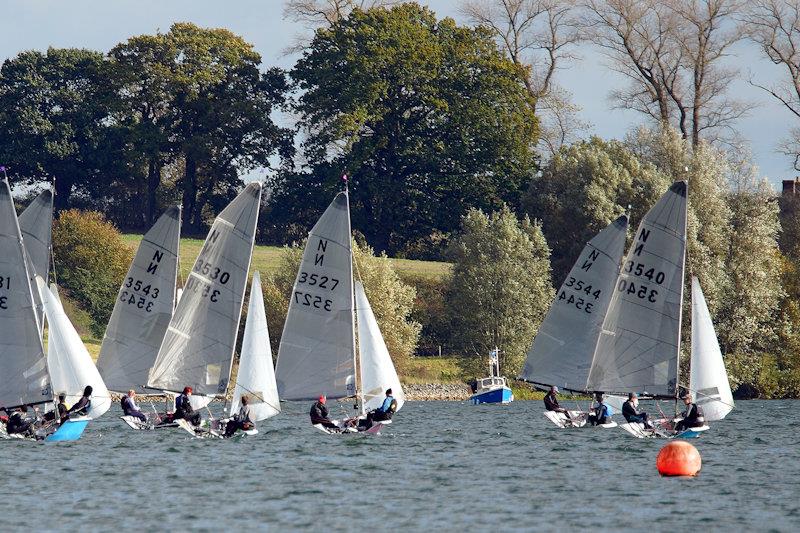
[587,181,688,395]
[147,183,261,397]
[0,179,51,407]
[97,206,181,393]
[275,192,356,401]
[520,216,628,390]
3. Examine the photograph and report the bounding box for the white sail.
[148,183,261,398]
[690,276,734,421]
[0,178,51,407]
[19,189,53,334]
[587,181,688,396]
[355,282,405,413]
[521,216,628,390]
[38,278,111,418]
[275,192,356,401]
[96,206,181,393]
[230,272,280,421]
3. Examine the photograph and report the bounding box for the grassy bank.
[120,235,452,282]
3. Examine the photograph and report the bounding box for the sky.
[0,0,796,187]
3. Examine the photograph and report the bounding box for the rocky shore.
[402,383,471,401]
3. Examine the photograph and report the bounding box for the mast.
[342,175,362,414]
[674,183,689,406]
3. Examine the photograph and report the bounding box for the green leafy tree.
[52,210,133,337]
[446,206,553,377]
[263,239,421,373]
[110,23,293,229]
[524,136,670,283]
[0,48,122,211]
[273,4,539,254]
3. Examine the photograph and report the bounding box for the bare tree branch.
[460,0,587,157]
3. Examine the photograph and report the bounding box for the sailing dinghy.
[618,276,734,439]
[274,189,404,435]
[519,216,628,428]
[189,272,281,439]
[147,183,261,432]
[96,206,181,430]
[0,178,90,441]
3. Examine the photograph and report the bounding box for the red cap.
[184,386,193,394]
[318,395,326,403]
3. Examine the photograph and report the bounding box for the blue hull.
[470,387,513,405]
[45,418,89,442]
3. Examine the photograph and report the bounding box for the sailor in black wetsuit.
[543,386,571,419]
[174,387,202,426]
[622,393,652,428]
[310,395,338,429]
[67,386,93,418]
[675,392,705,432]
[43,393,69,424]
[6,406,35,438]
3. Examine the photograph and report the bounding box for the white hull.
[313,418,390,435]
[619,421,710,439]
[543,410,587,428]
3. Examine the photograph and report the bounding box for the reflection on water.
[0,400,798,531]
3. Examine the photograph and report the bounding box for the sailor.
[174,386,202,426]
[358,389,398,430]
[544,386,571,418]
[6,406,35,438]
[121,390,147,422]
[43,393,69,424]
[587,392,613,426]
[309,395,338,429]
[224,395,255,437]
[622,393,652,428]
[674,392,705,432]
[67,386,93,418]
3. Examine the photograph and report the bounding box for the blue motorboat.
[470,348,514,405]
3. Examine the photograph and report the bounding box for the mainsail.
[355,281,405,413]
[587,181,688,396]
[38,278,111,418]
[690,276,734,421]
[148,183,261,397]
[0,178,51,407]
[520,215,628,390]
[97,206,181,393]
[275,192,356,401]
[19,189,53,334]
[230,272,280,422]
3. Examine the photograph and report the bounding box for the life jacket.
[121,396,132,414]
[379,396,395,413]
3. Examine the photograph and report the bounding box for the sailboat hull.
[543,410,588,428]
[44,417,90,442]
[619,421,710,439]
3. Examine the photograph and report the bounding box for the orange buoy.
[656,440,701,477]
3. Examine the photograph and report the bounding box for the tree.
[264,239,421,373]
[446,206,554,377]
[460,0,589,157]
[746,0,800,170]
[52,210,133,336]
[524,136,670,283]
[277,4,539,255]
[110,23,293,230]
[0,48,123,211]
[586,0,748,146]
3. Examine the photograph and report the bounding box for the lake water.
[1,399,797,532]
